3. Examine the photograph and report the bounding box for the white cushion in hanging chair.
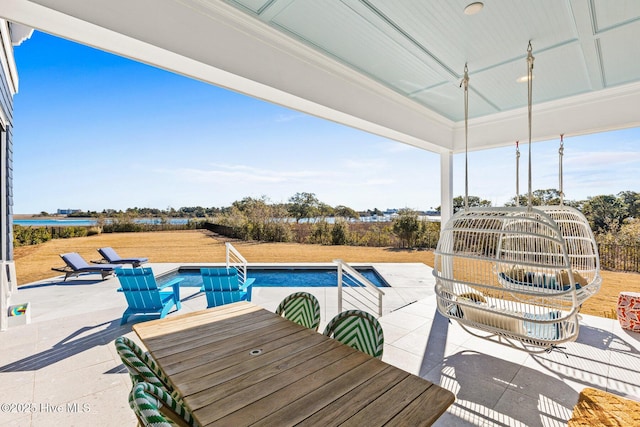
[461,304,527,336]
[523,311,562,340]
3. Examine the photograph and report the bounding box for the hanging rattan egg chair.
[435,206,580,352]
[434,43,600,353]
[496,204,602,305]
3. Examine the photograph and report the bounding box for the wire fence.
[599,244,640,273]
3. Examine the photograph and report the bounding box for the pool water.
[157,267,389,288]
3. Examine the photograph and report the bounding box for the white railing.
[334,259,385,317]
[225,242,248,285]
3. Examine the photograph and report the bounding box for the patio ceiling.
[3,0,640,153]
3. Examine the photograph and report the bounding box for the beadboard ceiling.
[3,0,640,152]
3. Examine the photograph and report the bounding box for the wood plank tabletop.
[133,301,455,426]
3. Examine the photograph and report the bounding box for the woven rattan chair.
[323,310,384,359]
[114,336,181,402]
[129,382,198,427]
[275,292,321,331]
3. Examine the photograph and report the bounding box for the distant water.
[13,218,190,227]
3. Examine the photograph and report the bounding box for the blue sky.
[12,31,640,214]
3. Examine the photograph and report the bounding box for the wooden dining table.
[132,301,455,426]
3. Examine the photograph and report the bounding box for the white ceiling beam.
[1,0,454,153]
[2,0,639,156]
[452,80,640,152]
[569,0,604,90]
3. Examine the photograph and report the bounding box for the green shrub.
[357,225,393,247]
[265,221,293,242]
[416,221,440,249]
[331,221,350,245]
[392,209,420,248]
[308,221,331,245]
[102,219,145,233]
[56,227,88,238]
[87,226,103,236]
[13,225,52,247]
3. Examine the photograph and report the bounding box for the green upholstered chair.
[129,382,198,427]
[114,336,181,402]
[275,292,321,331]
[323,310,384,359]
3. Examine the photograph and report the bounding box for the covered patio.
[1,1,640,425]
[1,263,639,426]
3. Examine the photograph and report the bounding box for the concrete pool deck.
[1,262,639,426]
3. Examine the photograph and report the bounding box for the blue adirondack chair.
[200,268,255,308]
[116,268,183,325]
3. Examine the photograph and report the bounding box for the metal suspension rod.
[516,141,520,207]
[462,63,469,210]
[559,134,564,205]
[526,41,535,210]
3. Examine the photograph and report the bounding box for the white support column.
[440,151,454,225]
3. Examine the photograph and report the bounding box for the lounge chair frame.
[52,252,121,281]
[96,247,148,268]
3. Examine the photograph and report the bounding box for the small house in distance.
[57,209,80,215]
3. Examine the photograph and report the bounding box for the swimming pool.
[157,266,389,288]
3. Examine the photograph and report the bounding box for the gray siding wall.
[0,53,14,261]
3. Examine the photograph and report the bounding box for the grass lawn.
[13,229,640,319]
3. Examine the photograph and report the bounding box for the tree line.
[39,192,376,222]
[442,189,640,244]
[209,193,438,247]
[27,190,640,249]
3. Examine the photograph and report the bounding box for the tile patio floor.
[0,262,638,426]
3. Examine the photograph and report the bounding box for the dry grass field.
[13,229,640,318]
